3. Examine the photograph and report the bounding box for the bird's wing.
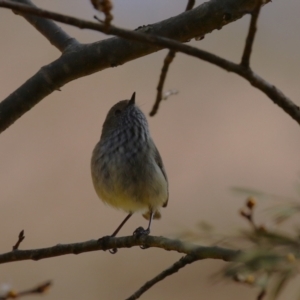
[153,143,169,208]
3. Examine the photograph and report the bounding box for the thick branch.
[126,254,199,300]
[0,0,266,133]
[0,235,238,264]
[11,0,78,51]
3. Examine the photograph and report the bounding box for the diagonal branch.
[0,235,238,264]
[0,281,52,300]
[0,0,266,133]
[14,281,52,298]
[126,254,198,300]
[1,0,298,133]
[241,0,262,67]
[11,0,78,52]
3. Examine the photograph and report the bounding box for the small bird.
[91,92,168,240]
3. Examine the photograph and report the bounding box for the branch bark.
[11,0,78,51]
[0,235,238,264]
[0,0,272,133]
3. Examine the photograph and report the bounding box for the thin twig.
[0,281,52,300]
[150,50,176,116]
[241,0,262,67]
[185,0,195,11]
[257,289,266,300]
[0,0,297,133]
[0,235,238,264]
[12,230,25,251]
[91,0,113,29]
[240,209,258,231]
[150,0,196,116]
[240,197,260,230]
[18,281,52,297]
[126,254,198,300]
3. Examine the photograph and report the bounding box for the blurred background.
[0,0,300,299]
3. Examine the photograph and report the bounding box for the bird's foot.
[133,226,150,237]
[133,227,150,249]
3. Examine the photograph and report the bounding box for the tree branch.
[151,44,177,117]
[241,0,262,67]
[0,0,270,133]
[0,281,52,300]
[0,235,238,264]
[91,0,113,29]
[126,254,199,300]
[151,0,195,117]
[1,0,298,134]
[12,230,25,251]
[11,0,78,52]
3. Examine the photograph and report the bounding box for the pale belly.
[91,153,168,213]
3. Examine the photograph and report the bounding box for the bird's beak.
[128,92,136,106]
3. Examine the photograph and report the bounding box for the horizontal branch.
[0,0,264,133]
[0,235,238,264]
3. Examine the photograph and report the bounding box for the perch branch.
[0,235,238,264]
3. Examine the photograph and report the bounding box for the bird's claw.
[133,226,150,238]
[133,227,150,249]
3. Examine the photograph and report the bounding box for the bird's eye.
[115,109,121,115]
